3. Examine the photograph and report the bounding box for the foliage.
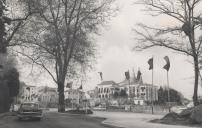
[66,109,93,114]
[120,89,128,97]
[113,92,119,99]
[4,68,20,97]
[113,89,128,99]
[157,86,182,105]
[0,0,34,53]
[0,54,19,112]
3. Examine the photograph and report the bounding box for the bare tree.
[134,0,202,106]
[0,0,35,53]
[15,0,115,112]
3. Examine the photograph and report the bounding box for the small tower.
[132,68,137,83]
[137,68,143,84]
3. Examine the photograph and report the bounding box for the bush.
[66,109,93,114]
[162,112,181,121]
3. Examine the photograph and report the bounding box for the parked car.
[17,102,43,121]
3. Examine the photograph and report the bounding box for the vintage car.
[17,102,43,121]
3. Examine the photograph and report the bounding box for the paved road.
[0,112,113,128]
[0,111,199,128]
[91,111,198,128]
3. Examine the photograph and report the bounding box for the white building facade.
[64,89,85,105]
[97,81,117,99]
[96,71,158,105]
[20,85,38,102]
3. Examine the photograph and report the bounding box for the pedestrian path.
[91,111,197,128]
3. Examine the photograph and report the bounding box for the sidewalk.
[91,111,198,128]
[0,112,14,119]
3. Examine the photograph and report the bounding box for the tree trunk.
[58,82,65,112]
[193,55,199,106]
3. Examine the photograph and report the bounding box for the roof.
[118,79,139,86]
[38,86,57,93]
[140,83,158,88]
[65,88,84,93]
[27,85,36,87]
[21,102,39,104]
[98,81,117,86]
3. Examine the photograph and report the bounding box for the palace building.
[96,70,158,105]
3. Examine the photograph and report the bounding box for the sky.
[19,0,202,99]
[84,0,202,99]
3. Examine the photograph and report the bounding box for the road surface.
[0,111,198,128]
[0,112,114,128]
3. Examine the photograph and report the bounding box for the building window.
[104,88,106,93]
[133,87,135,93]
[141,87,145,92]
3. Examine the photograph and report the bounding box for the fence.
[130,105,169,114]
[97,105,169,114]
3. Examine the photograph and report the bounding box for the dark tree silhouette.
[157,86,182,105]
[4,68,20,97]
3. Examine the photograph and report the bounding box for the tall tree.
[134,0,202,106]
[16,0,115,112]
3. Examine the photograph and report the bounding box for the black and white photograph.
[1,0,202,128]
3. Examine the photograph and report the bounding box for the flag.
[125,71,130,80]
[26,87,30,91]
[163,56,170,71]
[79,85,82,90]
[148,57,153,70]
[182,22,190,36]
[137,70,142,81]
[66,82,73,88]
[98,72,103,81]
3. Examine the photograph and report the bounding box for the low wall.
[95,105,169,114]
[130,105,169,114]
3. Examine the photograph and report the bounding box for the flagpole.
[128,70,131,111]
[151,60,154,115]
[167,71,171,112]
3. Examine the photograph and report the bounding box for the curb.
[0,112,16,119]
[0,112,9,119]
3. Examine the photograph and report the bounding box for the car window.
[21,103,38,109]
